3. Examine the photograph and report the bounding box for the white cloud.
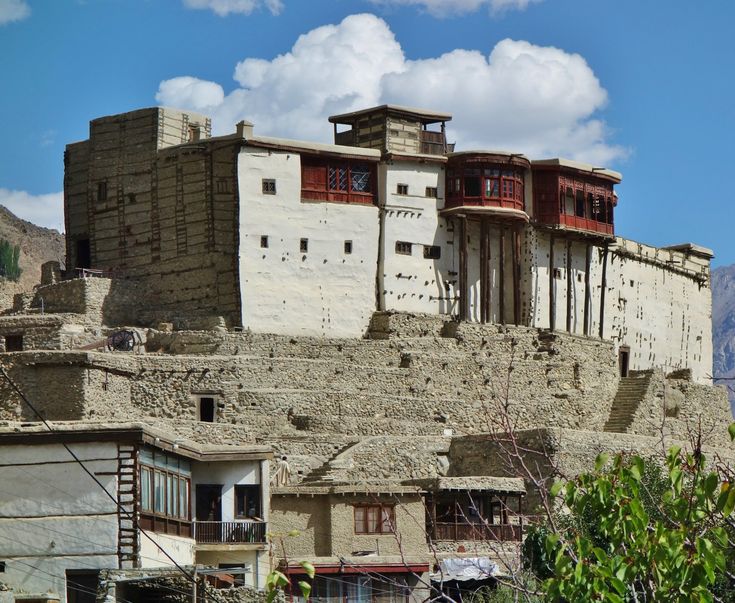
[0,0,30,25]
[155,76,225,112]
[182,0,283,17]
[369,0,542,17]
[0,190,64,232]
[154,13,627,165]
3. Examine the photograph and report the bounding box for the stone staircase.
[603,371,653,433]
[301,442,356,484]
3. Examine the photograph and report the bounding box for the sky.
[0,0,733,265]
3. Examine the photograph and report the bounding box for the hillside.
[0,205,65,310]
[712,264,735,408]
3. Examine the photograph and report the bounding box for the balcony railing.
[431,522,522,542]
[193,521,267,544]
[420,130,447,155]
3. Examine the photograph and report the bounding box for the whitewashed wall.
[139,532,195,568]
[238,148,380,337]
[0,442,120,601]
[526,230,713,384]
[191,460,263,523]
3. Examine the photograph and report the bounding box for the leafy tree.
[536,446,735,602]
[0,238,21,281]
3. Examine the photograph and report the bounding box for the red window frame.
[301,157,376,205]
[354,504,396,534]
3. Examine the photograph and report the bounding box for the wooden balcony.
[193,520,267,544]
[431,522,522,542]
[420,130,447,155]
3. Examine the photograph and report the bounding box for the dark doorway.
[76,238,91,270]
[619,346,630,377]
[66,570,99,603]
[196,484,223,521]
[4,334,23,352]
[199,397,215,422]
[235,484,262,519]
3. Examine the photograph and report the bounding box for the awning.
[430,558,499,582]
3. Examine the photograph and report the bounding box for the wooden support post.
[566,239,573,333]
[480,220,487,323]
[583,243,592,336]
[459,216,469,321]
[599,242,609,338]
[549,235,556,331]
[499,227,506,324]
[512,226,521,326]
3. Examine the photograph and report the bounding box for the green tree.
[0,238,21,281]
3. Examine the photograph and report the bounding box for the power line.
[0,366,197,585]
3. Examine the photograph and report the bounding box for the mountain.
[0,205,65,310]
[712,264,735,410]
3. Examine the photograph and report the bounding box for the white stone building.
[62,105,714,383]
[0,422,272,603]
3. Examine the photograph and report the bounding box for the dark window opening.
[344,240,353,254]
[300,238,309,253]
[196,484,223,522]
[619,346,630,377]
[76,238,91,270]
[0,561,5,572]
[575,190,585,217]
[464,176,481,197]
[423,245,441,260]
[127,193,136,204]
[97,181,107,202]
[262,179,276,195]
[260,236,269,249]
[235,484,262,519]
[397,184,409,195]
[5,334,23,352]
[350,165,371,192]
[553,268,562,279]
[425,187,438,198]
[199,397,215,422]
[395,241,412,255]
[66,570,100,603]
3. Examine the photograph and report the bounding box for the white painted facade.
[237,146,380,338]
[0,442,120,601]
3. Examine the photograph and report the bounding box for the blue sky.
[1,0,733,265]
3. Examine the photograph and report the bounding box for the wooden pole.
[499,227,506,325]
[583,243,592,336]
[549,235,556,331]
[599,242,609,338]
[566,239,573,333]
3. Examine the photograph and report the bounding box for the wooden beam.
[566,239,573,333]
[512,226,521,326]
[599,242,609,338]
[583,243,592,336]
[459,216,469,321]
[549,235,556,331]
[499,227,506,325]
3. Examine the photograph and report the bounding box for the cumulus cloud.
[154,13,627,164]
[0,0,30,25]
[0,190,64,232]
[182,0,283,17]
[369,0,542,17]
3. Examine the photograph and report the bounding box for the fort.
[0,104,730,603]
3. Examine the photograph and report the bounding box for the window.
[234,485,261,519]
[216,179,231,194]
[354,504,395,534]
[395,241,412,255]
[300,238,309,253]
[76,238,91,270]
[139,448,191,524]
[350,164,371,192]
[344,240,353,254]
[199,397,215,422]
[425,187,438,198]
[97,181,107,201]
[423,245,441,260]
[260,236,269,249]
[397,184,408,195]
[301,158,375,204]
[4,334,23,352]
[127,193,136,204]
[464,175,481,197]
[262,179,276,195]
[553,268,562,279]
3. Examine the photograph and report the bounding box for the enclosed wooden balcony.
[442,153,530,220]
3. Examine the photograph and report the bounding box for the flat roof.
[532,158,622,183]
[243,135,381,161]
[662,243,714,259]
[0,421,272,461]
[329,104,452,125]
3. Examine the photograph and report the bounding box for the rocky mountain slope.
[712,264,735,409]
[0,205,65,310]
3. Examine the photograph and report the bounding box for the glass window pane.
[367,507,379,533]
[154,471,165,513]
[350,165,371,193]
[355,507,365,533]
[140,467,152,512]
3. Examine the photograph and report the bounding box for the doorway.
[196,484,223,521]
[618,345,630,377]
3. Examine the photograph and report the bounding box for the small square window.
[97,181,108,201]
[578,273,583,282]
[127,193,136,204]
[4,334,23,352]
[397,184,408,195]
[262,179,276,195]
[395,241,412,255]
[553,268,562,279]
[344,240,353,254]
[423,245,441,259]
[216,179,230,194]
[260,236,269,248]
[300,238,309,253]
[425,187,438,198]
